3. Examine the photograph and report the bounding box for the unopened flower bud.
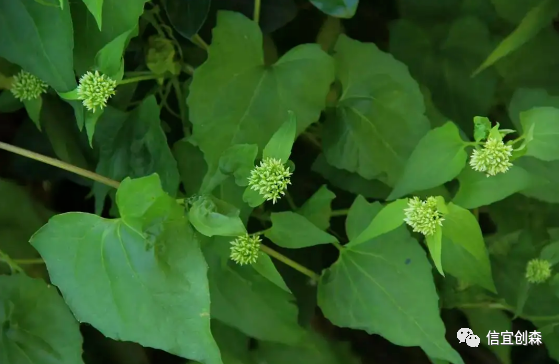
[248,158,292,204]
[403,196,444,236]
[469,138,513,177]
[10,70,48,101]
[230,234,261,265]
[77,71,116,112]
[525,258,551,284]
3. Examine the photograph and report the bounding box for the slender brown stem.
[0,142,121,189]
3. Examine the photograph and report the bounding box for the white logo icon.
[457,328,480,347]
[457,328,473,343]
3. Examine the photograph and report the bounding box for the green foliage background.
[0,0,558,364]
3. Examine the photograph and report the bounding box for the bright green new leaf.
[441,203,495,292]
[188,11,334,174]
[473,116,492,142]
[297,185,336,230]
[82,0,104,30]
[508,88,558,132]
[426,225,444,276]
[265,212,338,248]
[520,107,559,161]
[0,0,76,92]
[92,96,180,214]
[347,198,408,247]
[318,200,464,364]
[23,96,42,130]
[204,238,306,345]
[0,274,84,364]
[309,0,359,18]
[263,110,297,163]
[30,175,222,364]
[388,122,467,199]
[146,35,181,76]
[323,34,430,184]
[95,28,136,81]
[85,109,103,147]
[188,195,247,237]
[453,165,542,209]
[462,308,512,364]
[473,0,558,75]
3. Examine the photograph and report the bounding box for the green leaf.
[263,110,297,163]
[265,212,338,248]
[323,34,430,184]
[540,242,559,265]
[188,11,334,175]
[188,195,247,237]
[30,174,222,364]
[390,18,497,129]
[473,0,558,75]
[73,0,149,75]
[515,157,559,203]
[0,90,22,113]
[520,106,559,161]
[252,254,292,293]
[452,165,542,209]
[347,199,408,247]
[242,186,266,208]
[162,0,210,39]
[311,154,391,200]
[173,138,208,196]
[23,96,42,130]
[473,116,492,142]
[84,109,104,147]
[0,274,84,364]
[92,96,180,214]
[94,28,136,81]
[426,225,444,276]
[491,0,541,23]
[441,203,495,292]
[146,35,181,77]
[309,0,358,18]
[218,144,258,187]
[81,0,103,30]
[462,308,512,364]
[318,199,464,364]
[254,330,361,364]
[508,88,558,132]
[0,0,76,92]
[210,321,255,364]
[204,238,306,345]
[388,122,468,199]
[297,185,336,230]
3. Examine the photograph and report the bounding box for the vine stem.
[253,0,261,22]
[191,34,209,51]
[0,250,23,273]
[0,142,320,281]
[13,258,44,265]
[118,74,160,85]
[330,209,349,217]
[259,244,320,281]
[0,142,121,189]
[457,302,559,321]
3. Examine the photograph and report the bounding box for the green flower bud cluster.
[525,258,551,284]
[10,70,48,101]
[469,137,513,177]
[248,157,292,204]
[77,71,117,112]
[403,196,444,236]
[230,234,261,265]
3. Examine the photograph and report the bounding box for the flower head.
[525,258,551,284]
[248,158,292,204]
[404,196,444,236]
[230,234,261,265]
[10,70,48,101]
[469,138,513,177]
[77,71,116,112]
